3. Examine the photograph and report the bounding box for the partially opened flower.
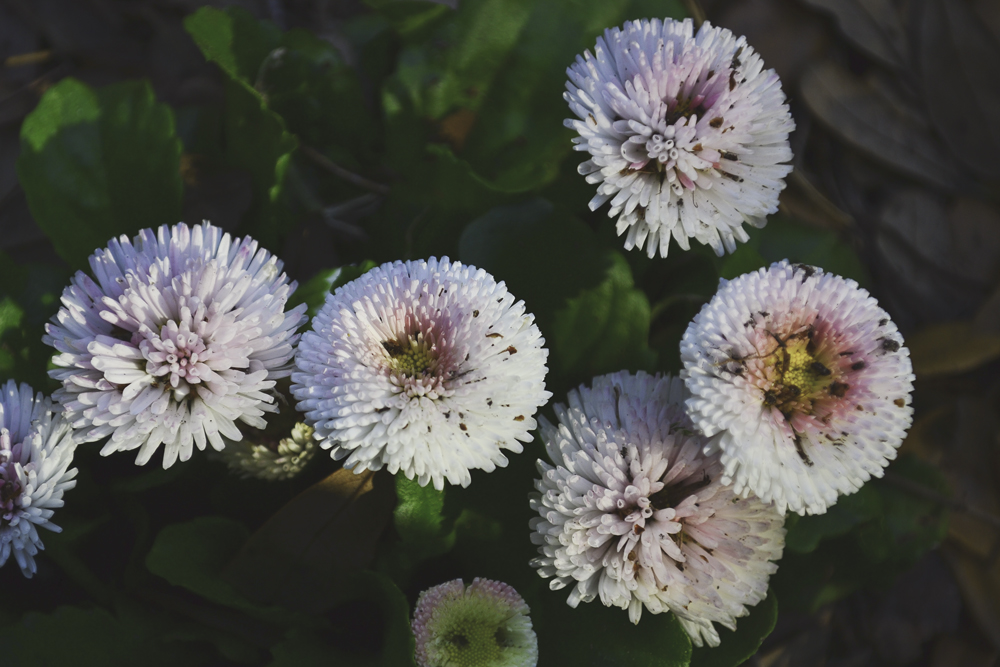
[44,222,307,468]
[0,380,79,577]
[530,371,784,647]
[217,421,317,481]
[681,261,915,515]
[292,257,550,490]
[412,577,538,667]
[565,18,794,258]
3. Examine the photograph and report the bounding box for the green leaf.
[219,77,298,247]
[268,572,416,667]
[689,591,778,667]
[537,598,692,666]
[771,455,950,612]
[183,6,281,82]
[0,606,196,667]
[394,0,534,120]
[550,252,656,381]
[17,78,183,269]
[223,469,397,613]
[393,476,455,562]
[146,516,290,624]
[784,484,882,553]
[257,30,376,157]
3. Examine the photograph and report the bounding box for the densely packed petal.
[530,371,784,647]
[0,380,79,577]
[565,18,794,258]
[412,577,538,667]
[44,222,307,468]
[292,257,550,490]
[681,261,915,515]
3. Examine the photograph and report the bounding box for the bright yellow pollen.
[442,619,503,666]
[782,340,818,391]
[766,338,833,408]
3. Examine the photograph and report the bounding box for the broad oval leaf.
[689,591,778,667]
[908,321,1000,377]
[17,78,183,269]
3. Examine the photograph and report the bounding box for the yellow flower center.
[383,336,436,377]
[764,338,835,412]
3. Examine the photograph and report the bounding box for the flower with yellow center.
[681,261,914,515]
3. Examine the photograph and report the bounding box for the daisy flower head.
[0,380,79,577]
[291,257,550,490]
[530,371,784,647]
[412,577,538,667]
[44,222,307,468]
[565,18,794,258]
[680,261,915,516]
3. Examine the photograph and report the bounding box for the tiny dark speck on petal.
[460,423,468,431]
[514,415,525,421]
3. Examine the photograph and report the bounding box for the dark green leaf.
[183,6,281,83]
[268,571,416,667]
[17,78,183,269]
[550,251,656,381]
[536,596,693,667]
[223,469,396,613]
[146,516,290,623]
[0,606,197,667]
[784,484,882,553]
[393,476,455,562]
[689,591,778,667]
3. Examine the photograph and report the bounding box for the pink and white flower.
[681,261,915,515]
[292,258,550,490]
[565,18,794,257]
[530,371,784,647]
[0,380,78,577]
[44,222,307,468]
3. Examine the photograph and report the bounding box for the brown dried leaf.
[919,0,1000,180]
[223,467,396,613]
[800,0,908,69]
[800,61,960,190]
[908,321,1000,377]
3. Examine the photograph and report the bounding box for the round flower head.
[44,222,307,468]
[217,421,317,481]
[565,18,794,258]
[530,371,784,647]
[681,261,915,516]
[292,257,550,490]
[0,380,79,577]
[412,577,538,667]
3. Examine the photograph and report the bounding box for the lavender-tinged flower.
[412,577,538,667]
[44,222,307,468]
[530,371,784,647]
[292,257,550,490]
[681,261,915,515]
[565,18,794,258]
[0,380,78,577]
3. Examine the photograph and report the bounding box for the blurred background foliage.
[1,0,999,665]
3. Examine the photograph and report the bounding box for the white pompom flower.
[530,371,784,647]
[0,380,79,578]
[681,261,915,516]
[44,222,307,468]
[292,257,550,490]
[565,18,794,258]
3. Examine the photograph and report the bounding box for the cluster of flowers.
[1,15,916,667]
